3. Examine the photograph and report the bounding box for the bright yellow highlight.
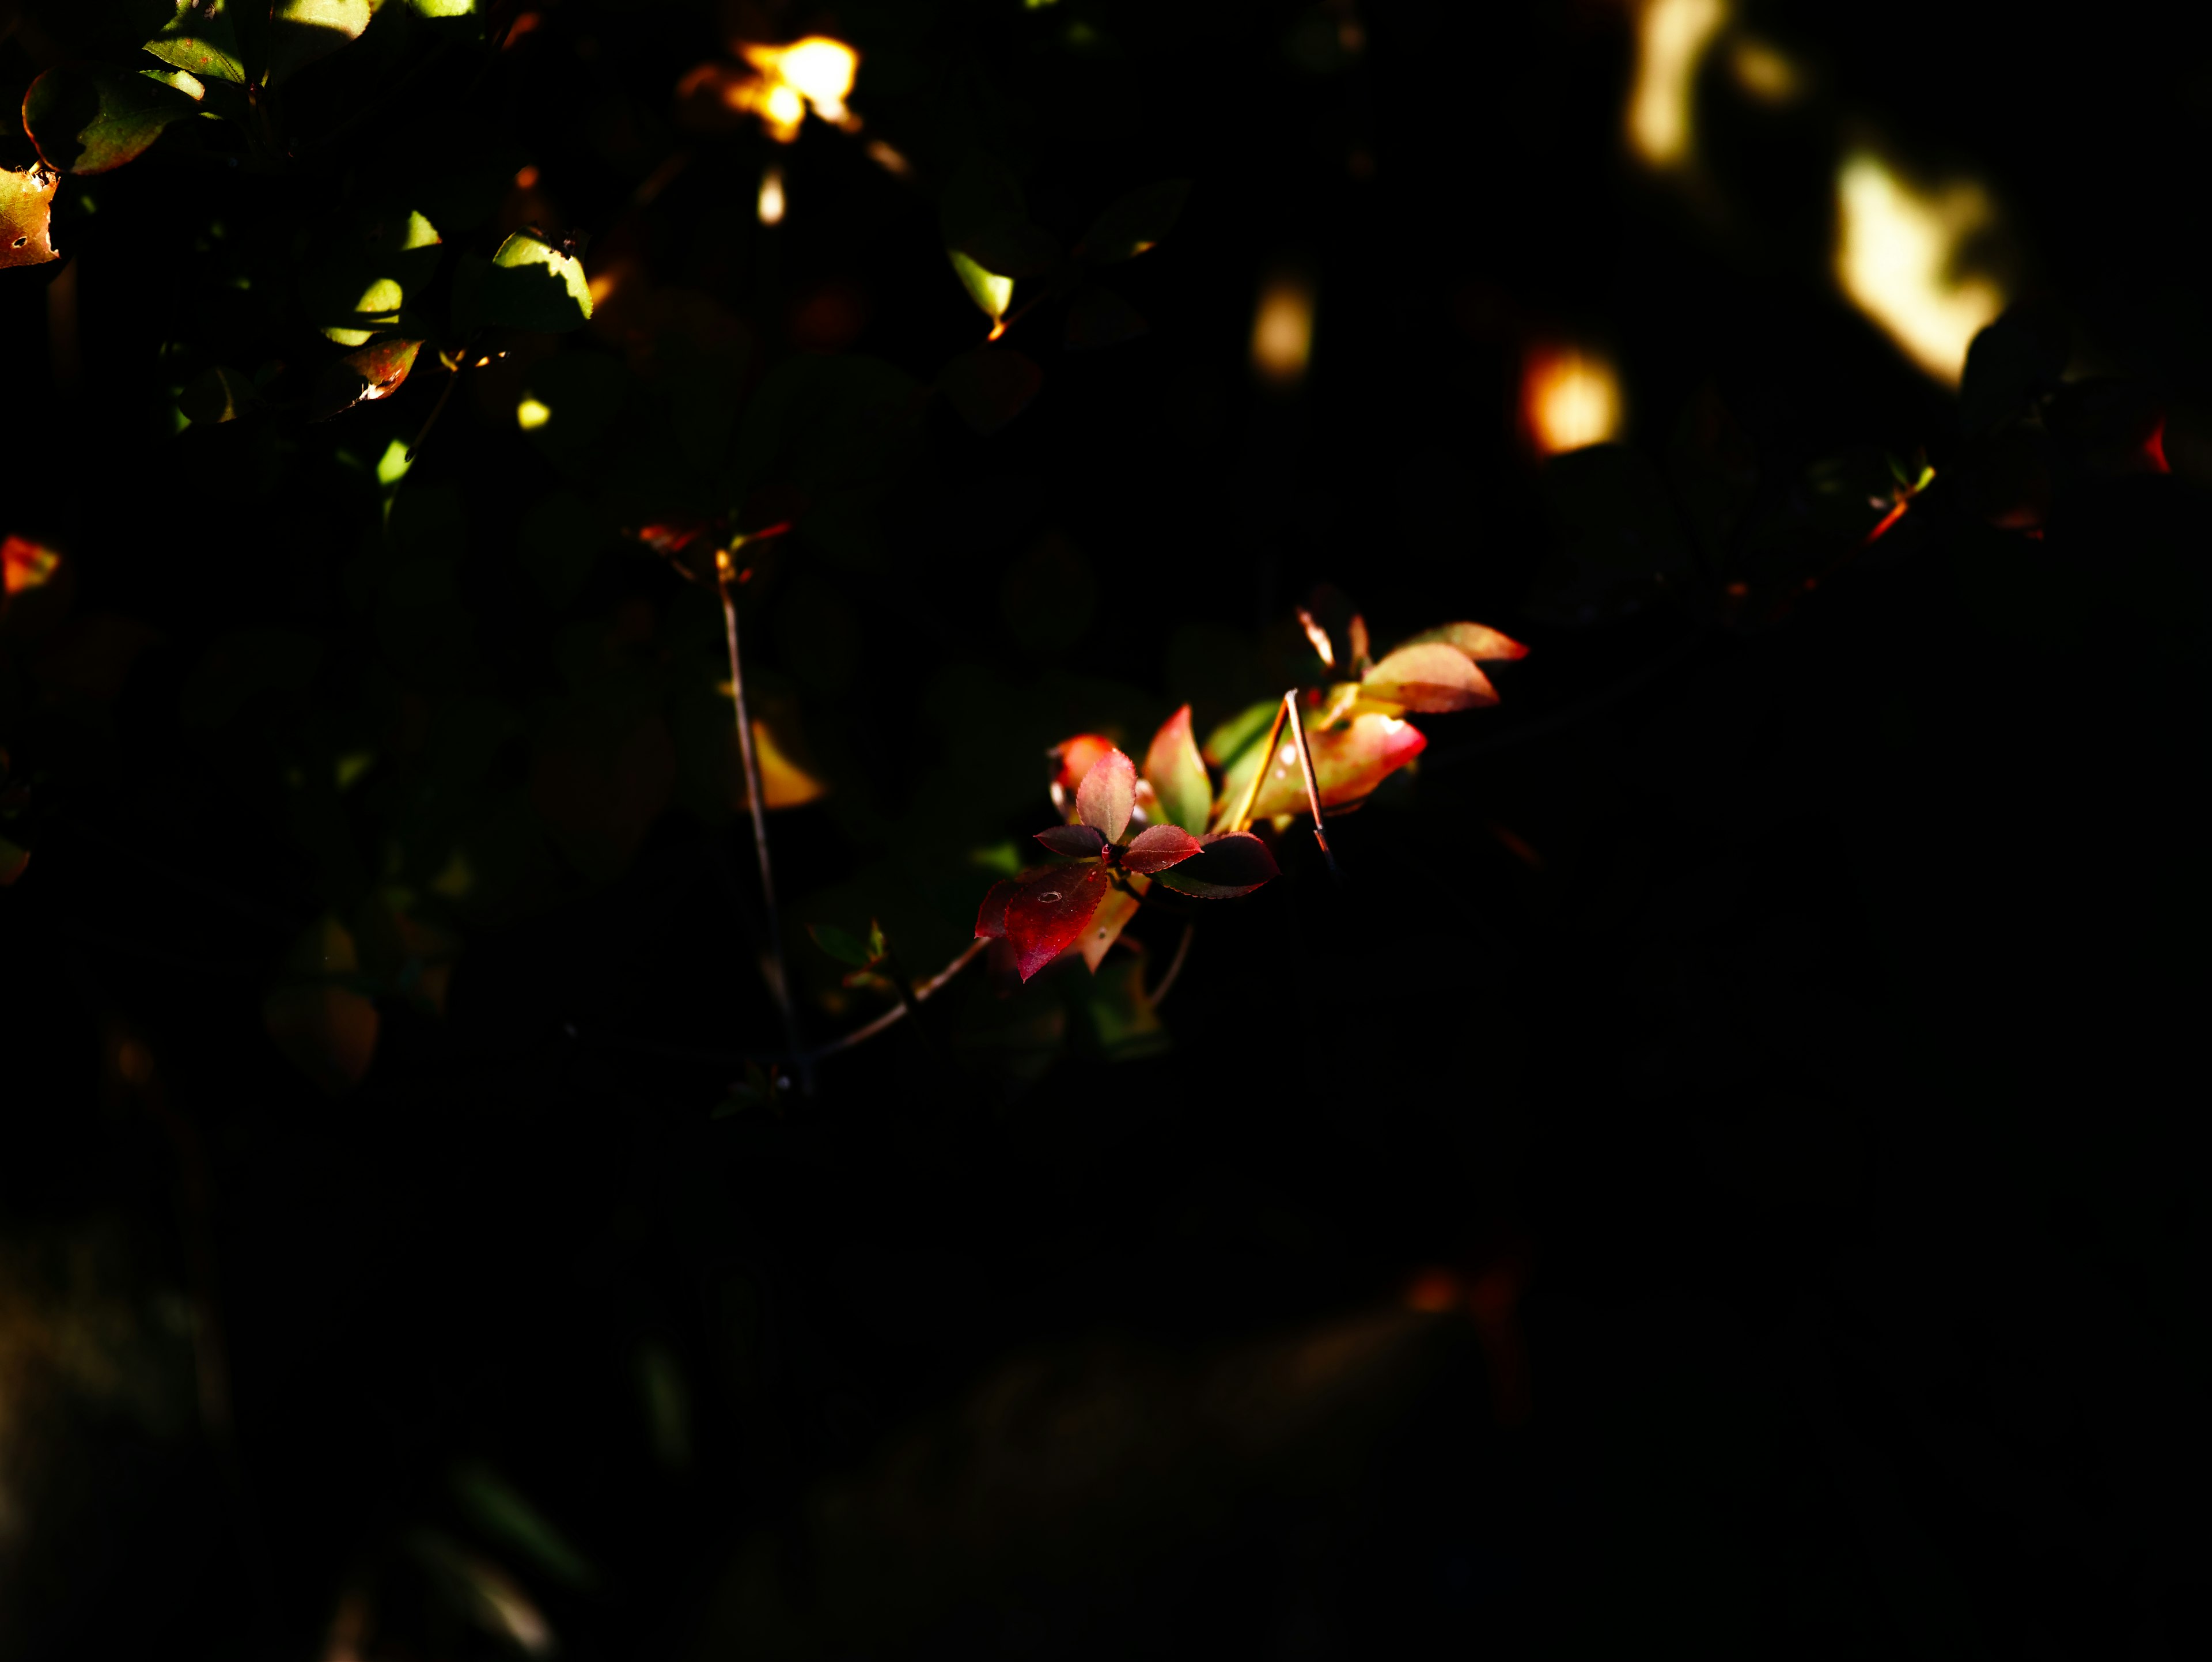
[2,534,60,596]
[1834,150,2005,387]
[516,397,552,431]
[1522,343,1624,455]
[733,36,859,142]
[757,163,785,226]
[375,437,413,486]
[1627,0,1727,166]
[1251,271,1315,388]
[1729,37,1798,103]
[712,697,830,809]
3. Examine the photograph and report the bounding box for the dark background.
[3,2,2209,1657]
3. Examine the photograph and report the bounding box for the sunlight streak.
[1627,0,1728,167]
[1834,150,2005,387]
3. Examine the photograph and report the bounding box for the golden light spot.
[513,165,541,190]
[1627,0,1728,167]
[1728,37,1798,102]
[1251,270,1315,388]
[516,396,552,431]
[1834,150,2005,386]
[1520,342,1624,455]
[865,139,912,177]
[587,271,617,304]
[727,37,858,143]
[756,162,785,226]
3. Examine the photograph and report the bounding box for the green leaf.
[460,230,594,334]
[955,211,1061,280]
[181,628,325,726]
[449,1459,596,1591]
[1143,705,1212,834]
[948,249,1014,323]
[865,919,888,962]
[937,148,1025,254]
[1202,699,1279,770]
[145,0,249,84]
[1073,179,1191,263]
[268,0,375,85]
[23,64,202,175]
[1063,282,1147,351]
[808,922,872,968]
[178,365,261,425]
[1214,707,1426,824]
[300,202,443,346]
[937,347,1042,435]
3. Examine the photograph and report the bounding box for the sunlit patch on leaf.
[948,249,1014,324]
[1360,642,1498,713]
[310,338,423,421]
[179,365,263,426]
[146,0,252,86]
[1388,622,1528,663]
[457,230,594,334]
[1143,705,1212,833]
[1075,747,1137,840]
[1,166,61,269]
[1005,863,1113,981]
[268,0,377,85]
[1215,706,1426,824]
[24,65,202,175]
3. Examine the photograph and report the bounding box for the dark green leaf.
[1064,282,1147,351]
[1073,179,1190,263]
[1540,443,1694,574]
[23,65,201,175]
[145,0,249,84]
[955,211,1061,280]
[938,348,1042,436]
[937,149,1025,253]
[1960,298,2069,440]
[1157,831,1278,898]
[268,0,374,85]
[449,1459,596,1591]
[460,230,594,334]
[808,923,872,968]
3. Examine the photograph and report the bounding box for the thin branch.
[1283,687,1339,877]
[1150,922,1195,1008]
[804,938,987,1062]
[717,548,810,1093]
[1224,696,1292,835]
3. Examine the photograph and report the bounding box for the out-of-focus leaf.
[947,249,1013,323]
[1036,823,1107,859]
[1143,705,1212,834]
[1203,700,1279,770]
[518,489,602,607]
[974,878,1018,941]
[515,350,630,464]
[1802,450,1893,543]
[733,352,925,494]
[2046,378,2169,478]
[450,1459,597,1591]
[1073,179,1191,263]
[309,337,423,421]
[145,0,249,84]
[937,149,1025,256]
[809,923,872,967]
[1540,443,1692,574]
[1006,864,1113,982]
[1123,824,1202,874]
[1666,381,1759,562]
[1217,709,1426,823]
[1075,748,1136,841]
[181,628,324,726]
[23,65,201,175]
[938,347,1042,436]
[1960,298,2070,440]
[179,365,262,425]
[955,211,1060,280]
[0,836,28,887]
[999,529,1096,655]
[268,0,374,85]
[1,166,61,270]
[405,1530,557,1658]
[1157,831,1279,898]
[1074,949,1168,1058]
[263,916,378,1096]
[1361,642,1498,712]
[1063,282,1147,351]
[1388,622,1528,662]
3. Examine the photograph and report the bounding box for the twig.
[804,938,987,1062]
[1283,687,1339,877]
[1150,922,1195,1008]
[403,355,465,463]
[716,546,810,1093]
[1224,696,1292,835]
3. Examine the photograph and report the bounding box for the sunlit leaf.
[1,166,60,270]
[1203,700,1279,769]
[947,249,1014,322]
[145,0,249,84]
[1361,642,1498,712]
[955,211,1060,281]
[808,922,872,967]
[1388,622,1528,662]
[1006,864,1113,981]
[1064,282,1147,351]
[263,916,379,1096]
[1077,879,1140,971]
[1076,747,1136,841]
[179,365,262,426]
[1073,179,1191,263]
[24,65,201,175]
[268,0,375,85]
[301,203,442,347]
[309,337,423,422]
[937,347,1042,435]
[1122,823,1202,874]
[1143,705,1211,833]
[460,230,594,334]
[1036,823,1107,858]
[450,1459,597,1591]
[1215,708,1426,823]
[1157,831,1279,898]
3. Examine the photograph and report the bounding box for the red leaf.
[1036,823,1107,858]
[1122,824,1202,874]
[975,878,1020,940]
[310,337,425,422]
[1048,732,1116,819]
[1006,865,1115,981]
[1075,748,1136,841]
[1158,831,1279,898]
